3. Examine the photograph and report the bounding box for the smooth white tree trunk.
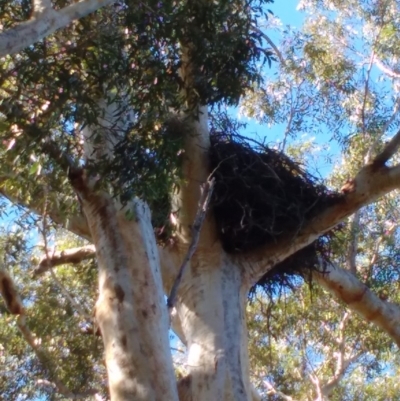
[171,243,252,401]
[74,95,179,401]
[69,176,179,401]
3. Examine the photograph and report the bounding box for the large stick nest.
[152,128,341,290]
[208,132,341,290]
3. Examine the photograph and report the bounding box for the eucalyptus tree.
[247,287,400,401]
[244,159,400,400]
[241,0,400,327]
[240,1,400,398]
[2,1,400,401]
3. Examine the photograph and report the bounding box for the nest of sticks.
[153,129,341,289]
[208,132,341,288]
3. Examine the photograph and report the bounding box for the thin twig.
[49,269,92,320]
[375,58,400,79]
[251,26,285,66]
[34,193,98,398]
[167,178,215,309]
[361,50,375,139]
[40,193,92,321]
[170,347,186,354]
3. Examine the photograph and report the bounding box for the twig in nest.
[167,177,215,310]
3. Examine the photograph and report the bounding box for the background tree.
[2,1,400,401]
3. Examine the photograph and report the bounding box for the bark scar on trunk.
[114,283,125,303]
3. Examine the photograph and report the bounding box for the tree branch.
[319,314,361,397]
[263,380,297,401]
[309,374,323,401]
[251,27,285,66]
[313,263,400,347]
[0,0,116,57]
[240,163,400,286]
[372,127,400,166]
[170,44,216,247]
[361,50,375,138]
[375,58,400,79]
[0,263,95,399]
[17,315,98,399]
[170,105,215,246]
[0,181,91,240]
[366,99,400,162]
[346,212,360,274]
[33,245,96,276]
[320,351,361,397]
[0,265,24,315]
[167,178,215,309]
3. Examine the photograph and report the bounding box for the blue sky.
[271,0,304,27]
[236,0,341,178]
[235,0,304,136]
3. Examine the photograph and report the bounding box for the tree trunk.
[70,171,179,401]
[172,243,253,401]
